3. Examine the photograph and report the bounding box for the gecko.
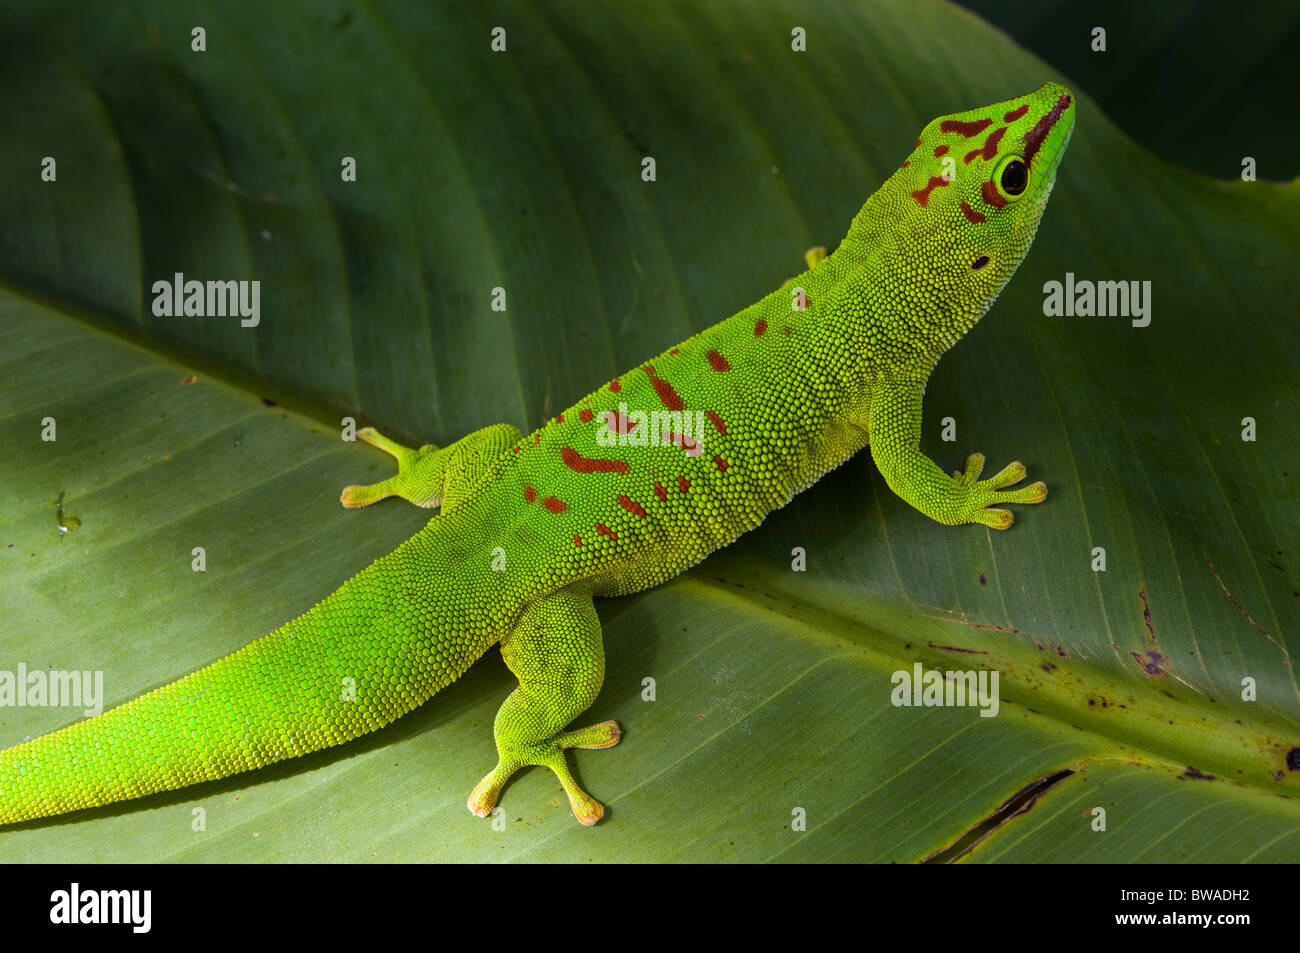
[0,83,1074,826]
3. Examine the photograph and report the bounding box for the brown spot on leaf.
[1132,650,1170,677]
[925,642,989,655]
[921,769,1073,863]
[1133,588,1170,676]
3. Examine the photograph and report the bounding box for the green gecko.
[0,83,1074,827]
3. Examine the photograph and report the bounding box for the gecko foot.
[951,453,1047,529]
[468,720,621,826]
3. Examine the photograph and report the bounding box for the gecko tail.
[0,543,478,826]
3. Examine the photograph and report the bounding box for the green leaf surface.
[0,0,1296,862]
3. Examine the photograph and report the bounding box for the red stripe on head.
[963,126,1006,164]
[1003,104,1028,122]
[1023,94,1072,168]
[544,496,567,513]
[959,200,986,224]
[755,318,767,336]
[939,117,992,138]
[705,410,727,435]
[706,349,730,372]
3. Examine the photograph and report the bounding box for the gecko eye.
[1000,160,1028,195]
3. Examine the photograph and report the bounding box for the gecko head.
[890,83,1075,329]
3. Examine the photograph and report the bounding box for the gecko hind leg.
[468,588,620,826]
[340,423,521,511]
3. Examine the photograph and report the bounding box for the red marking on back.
[933,145,949,157]
[959,201,986,224]
[664,431,701,457]
[705,410,727,435]
[706,349,730,372]
[1004,104,1028,123]
[573,535,582,547]
[561,446,629,475]
[579,408,594,423]
[901,160,910,168]
[646,368,685,411]
[604,410,638,434]
[755,318,767,336]
[939,117,992,138]
[617,495,646,517]
[677,476,690,493]
[910,175,950,207]
[543,496,567,513]
[963,126,1006,164]
[596,523,617,540]
[1023,94,1072,168]
[653,481,668,501]
[915,138,921,148]
[981,179,1007,209]
[713,456,729,471]
[609,378,621,393]
[532,433,541,445]
[556,413,564,423]
[512,446,520,453]
[669,347,680,355]
[524,486,537,503]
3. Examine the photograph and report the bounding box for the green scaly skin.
[0,84,1075,826]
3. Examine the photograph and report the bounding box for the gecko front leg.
[867,374,1046,529]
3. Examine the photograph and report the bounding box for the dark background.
[958,0,1299,181]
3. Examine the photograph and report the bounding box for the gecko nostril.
[972,256,990,270]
